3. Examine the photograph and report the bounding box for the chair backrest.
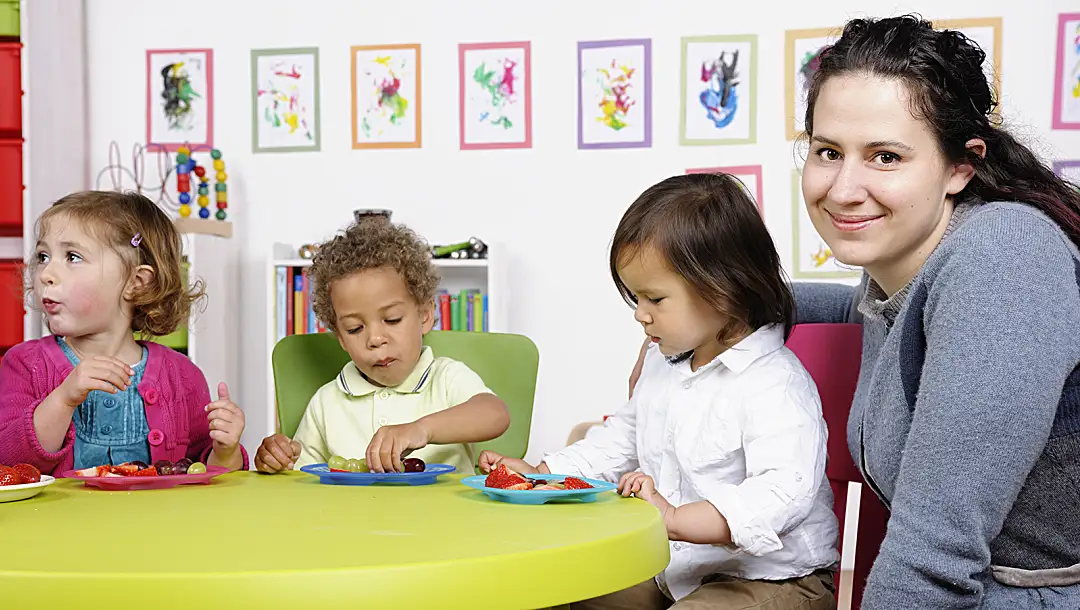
[271,330,540,462]
[785,323,888,610]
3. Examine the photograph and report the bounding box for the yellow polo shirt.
[292,346,492,474]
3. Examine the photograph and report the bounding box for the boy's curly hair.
[310,218,440,331]
[29,190,206,337]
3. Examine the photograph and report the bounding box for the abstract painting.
[680,35,757,145]
[686,165,764,213]
[1053,13,1080,129]
[459,41,532,150]
[578,39,651,149]
[146,49,213,152]
[932,18,1002,102]
[251,47,320,153]
[791,170,861,279]
[784,27,839,141]
[351,44,421,149]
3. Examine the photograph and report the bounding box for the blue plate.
[461,474,617,505]
[300,463,456,486]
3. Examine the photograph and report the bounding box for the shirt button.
[102,425,112,435]
[379,391,390,400]
[682,382,692,390]
[378,417,388,426]
[672,542,684,550]
[104,398,116,407]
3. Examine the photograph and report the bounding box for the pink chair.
[786,323,889,610]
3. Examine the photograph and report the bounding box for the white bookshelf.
[261,241,507,438]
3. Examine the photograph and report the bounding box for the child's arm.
[205,382,245,471]
[416,392,509,445]
[0,344,84,471]
[180,360,249,471]
[619,472,732,544]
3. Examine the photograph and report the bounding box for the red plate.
[59,466,229,490]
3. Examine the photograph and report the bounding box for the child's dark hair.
[804,14,1080,248]
[310,217,440,332]
[610,173,795,345]
[30,190,205,337]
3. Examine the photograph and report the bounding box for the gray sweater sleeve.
[792,281,861,324]
[862,210,1080,608]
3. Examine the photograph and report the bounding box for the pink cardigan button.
[142,386,159,405]
[148,429,165,446]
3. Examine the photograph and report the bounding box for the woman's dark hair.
[803,14,1080,248]
[610,173,795,345]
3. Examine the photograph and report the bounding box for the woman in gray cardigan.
[629,15,1080,610]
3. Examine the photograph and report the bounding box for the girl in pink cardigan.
[0,191,248,476]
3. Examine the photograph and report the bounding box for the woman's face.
[801,74,975,291]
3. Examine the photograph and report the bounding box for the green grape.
[187,462,207,475]
[346,458,369,473]
[327,455,348,470]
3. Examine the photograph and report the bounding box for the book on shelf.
[275,267,489,341]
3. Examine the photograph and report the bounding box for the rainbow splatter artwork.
[681,36,756,145]
[352,44,421,149]
[459,42,531,149]
[252,48,320,152]
[578,39,651,149]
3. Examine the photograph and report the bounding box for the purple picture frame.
[577,38,652,150]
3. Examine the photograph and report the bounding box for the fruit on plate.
[564,476,594,490]
[402,457,426,473]
[0,465,21,486]
[173,458,193,475]
[327,455,348,471]
[484,464,533,490]
[345,458,369,473]
[187,462,207,475]
[11,463,41,484]
[74,460,212,478]
[154,459,174,475]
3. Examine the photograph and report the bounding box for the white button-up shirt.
[544,324,840,600]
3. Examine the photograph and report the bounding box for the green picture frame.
[251,47,321,153]
[679,34,757,146]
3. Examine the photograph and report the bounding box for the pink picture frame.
[146,48,214,152]
[686,164,764,213]
[1052,13,1080,130]
[458,41,532,150]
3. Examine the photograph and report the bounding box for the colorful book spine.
[439,292,451,330]
[483,294,489,332]
[293,271,304,336]
[307,272,317,334]
[275,267,287,343]
[450,295,460,331]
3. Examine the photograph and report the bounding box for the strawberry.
[12,463,40,484]
[484,464,530,490]
[506,481,534,490]
[133,467,158,477]
[113,463,140,476]
[73,466,99,477]
[0,465,19,486]
[564,476,594,490]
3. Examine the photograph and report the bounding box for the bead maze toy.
[175,146,228,221]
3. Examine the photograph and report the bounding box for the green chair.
[271,330,540,464]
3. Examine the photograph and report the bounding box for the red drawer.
[0,42,19,133]
[0,137,20,233]
[0,261,23,348]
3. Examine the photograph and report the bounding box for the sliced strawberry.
[564,476,594,490]
[12,463,40,484]
[533,484,562,490]
[329,468,349,473]
[0,465,19,486]
[484,464,530,489]
[133,467,158,477]
[73,466,99,477]
[113,463,140,476]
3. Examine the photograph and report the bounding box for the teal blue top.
[58,338,151,469]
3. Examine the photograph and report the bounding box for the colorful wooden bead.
[215,183,227,192]
[178,192,191,204]
[193,166,206,178]
[216,172,227,182]
[179,204,192,217]
[199,207,210,219]
[215,209,227,220]
[212,159,225,171]
[197,195,209,206]
[210,149,222,160]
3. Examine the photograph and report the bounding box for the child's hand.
[255,434,302,473]
[205,382,244,456]
[619,471,668,508]
[56,356,135,407]
[366,422,431,473]
[477,450,539,475]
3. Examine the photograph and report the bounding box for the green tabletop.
[1,471,669,609]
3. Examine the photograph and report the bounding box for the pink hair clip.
[131,233,142,247]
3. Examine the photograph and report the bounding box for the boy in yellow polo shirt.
[255,218,510,475]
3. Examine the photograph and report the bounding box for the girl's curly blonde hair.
[29,191,206,337]
[310,218,440,332]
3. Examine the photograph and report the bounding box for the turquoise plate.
[461,474,616,505]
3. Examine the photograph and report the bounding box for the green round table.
[1,471,669,609]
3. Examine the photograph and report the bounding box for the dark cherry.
[532,479,547,486]
[402,457,426,473]
[153,459,174,475]
[173,458,193,475]
[130,461,150,470]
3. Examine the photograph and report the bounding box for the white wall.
[79,0,1080,461]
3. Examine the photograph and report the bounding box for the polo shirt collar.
[336,346,436,396]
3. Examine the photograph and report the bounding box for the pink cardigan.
[0,336,249,476]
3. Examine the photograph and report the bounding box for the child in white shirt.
[480,173,839,609]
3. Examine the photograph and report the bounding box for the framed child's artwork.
[578,38,652,150]
[459,41,532,150]
[1054,160,1080,187]
[146,49,213,152]
[1052,13,1080,130]
[686,165,763,213]
[790,170,861,279]
[577,38,652,150]
[680,35,757,146]
[784,27,840,141]
[932,18,1003,100]
[251,47,320,153]
[351,44,421,149]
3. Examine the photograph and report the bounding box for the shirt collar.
[669,324,786,377]
[336,346,436,397]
